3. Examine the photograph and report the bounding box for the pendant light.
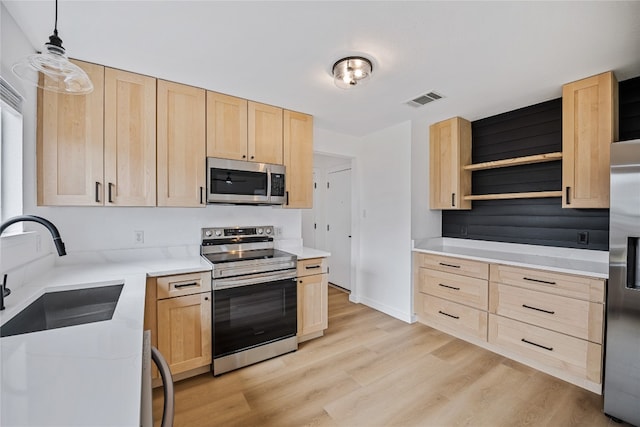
[12,0,93,95]
[332,56,373,89]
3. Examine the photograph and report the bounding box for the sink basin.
[0,284,124,338]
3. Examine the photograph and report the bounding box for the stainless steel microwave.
[206,157,286,205]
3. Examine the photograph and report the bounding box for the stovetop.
[202,248,296,265]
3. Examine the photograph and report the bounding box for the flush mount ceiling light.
[332,56,373,89]
[12,0,93,95]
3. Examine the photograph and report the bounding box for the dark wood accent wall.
[441,72,637,251]
[620,76,640,141]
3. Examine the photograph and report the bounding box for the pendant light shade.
[12,0,93,95]
[332,56,373,89]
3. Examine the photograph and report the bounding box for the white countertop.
[413,238,608,279]
[283,246,331,260]
[0,249,211,427]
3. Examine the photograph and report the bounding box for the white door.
[326,168,352,290]
[301,170,317,247]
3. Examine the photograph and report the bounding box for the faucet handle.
[1,274,10,310]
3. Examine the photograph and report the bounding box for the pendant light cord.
[54,0,58,36]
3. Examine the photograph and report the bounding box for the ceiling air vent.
[406,91,444,108]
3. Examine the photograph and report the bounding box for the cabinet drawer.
[489,283,603,343]
[297,257,328,277]
[417,294,487,341]
[418,268,488,310]
[490,264,604,303]
[157,271,211,299]
[417,253,488,280]
[488,314,602,383]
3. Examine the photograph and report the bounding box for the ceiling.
[3,1,640,137]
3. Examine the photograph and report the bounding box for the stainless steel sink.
[0,284,123,338]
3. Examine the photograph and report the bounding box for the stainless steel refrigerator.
[604,139,640,425]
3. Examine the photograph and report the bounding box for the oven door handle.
[213,270,297,290]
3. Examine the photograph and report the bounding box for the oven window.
[210,168,267,196]
[213,279,297,358]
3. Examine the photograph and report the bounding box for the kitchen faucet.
[0,215,67,310]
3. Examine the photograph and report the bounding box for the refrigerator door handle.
[628,237,639,289]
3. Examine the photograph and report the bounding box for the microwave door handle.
[266,168,272,202]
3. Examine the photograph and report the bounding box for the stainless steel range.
[201,226,298,375]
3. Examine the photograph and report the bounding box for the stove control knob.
[215,230,223,237]
[257,228,263,235]
[265,228,272,235]
[205,230,212,237]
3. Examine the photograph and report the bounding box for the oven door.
[213,277,297,359]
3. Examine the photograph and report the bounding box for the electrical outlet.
[134,230,144,244]
[274,227,282,237]
[577,231,589,245]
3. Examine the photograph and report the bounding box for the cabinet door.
[283,110,313,208]
[562,71,618,209]
[104,68,156,206]
[206,91,248,160]
[429,117,471,210]
[297,273,328,336]
[37,60,104,206]
[157,80,206,207]
[157,292,212,375]
[248,101,283,164]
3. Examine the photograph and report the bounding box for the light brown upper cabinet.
[248,101,283,164]
[206,92,248,161]
[283,110,313,208]
[37,60,105,206]
[562,71,618,209]
[157,80,206,207]
[429,117,472,210]
[104,68,157,206]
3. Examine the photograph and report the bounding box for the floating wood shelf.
[463,152,563,171]
[463,191,563,201]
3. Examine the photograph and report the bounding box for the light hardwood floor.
[153,287,625,427]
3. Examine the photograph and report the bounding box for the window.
[0,77,24,229]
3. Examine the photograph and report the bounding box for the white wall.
[411,116,442,241]
[355,121,413,321]
[1,3,47,274]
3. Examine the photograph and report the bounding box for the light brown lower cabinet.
[413,251,605,393]
[297,258,329,342]
[145,271,212,383]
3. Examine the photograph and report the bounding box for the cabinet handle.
[95,182,101,203]
[285,191,289,206]
[200,187,204,205]
[250,155,254,160]
[451,193,456,207]
[299,280,303,284]
[565,186,570,204]
[522,304,555,315]
[242,155,246,159]
[438,283,460,291]
[305,265,321,270]
[523,277,556,285]
[438,310,459,320]
[108,183,114,203]
[204,296,209,301]
[173,282,198,289]
[439,262,461,269]
[521,338,553,352]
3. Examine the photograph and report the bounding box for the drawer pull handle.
[438,310,460,320]
[439,262,461,269]
[305,265,321,269]
[521,338,553,352]
[522,304,555,315]
[438,283,460,291]
[523,277,556,285]
[173,282,198,289]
